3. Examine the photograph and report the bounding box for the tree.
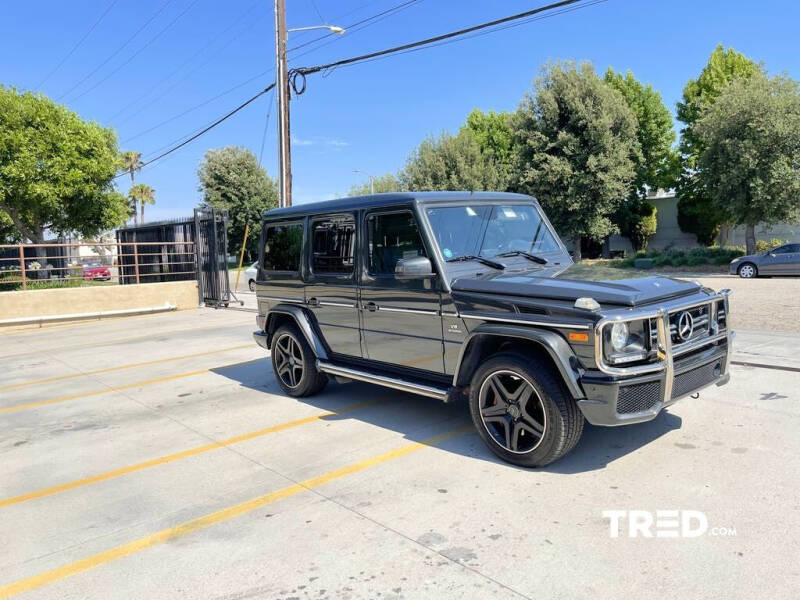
[605,68,679,251]
[694,72,800,254]
[348,173,403,197]
[120,151,143,226]
[511,61,640,261]
[129,184,155,224]
[197,146,278,262]
[0,87,129,256]
[0,210,21,243]
[400,130,506,192]
[675,45,760,245]
[460,109,514,187]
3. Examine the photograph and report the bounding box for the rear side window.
[263,223,303,271]
[311,216,355,275]
[367,211,427,276]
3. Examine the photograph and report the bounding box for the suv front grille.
[648,300,725,358]
[617,381,662,414]
[672,361,721,399]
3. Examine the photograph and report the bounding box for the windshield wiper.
[495,250,548,265]
[445,255,505,270]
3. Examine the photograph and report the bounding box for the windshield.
[425,204,561,261]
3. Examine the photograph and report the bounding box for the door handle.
[363,301,378,312]
[307,297,320,307]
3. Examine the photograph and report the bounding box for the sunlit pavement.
[0,308,797,599]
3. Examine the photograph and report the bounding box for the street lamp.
[353,169,376,195]
[275,0,346,208]
[287,25,346,34]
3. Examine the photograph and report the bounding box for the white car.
[244,261,258,291]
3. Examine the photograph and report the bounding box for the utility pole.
[274,0,292,207]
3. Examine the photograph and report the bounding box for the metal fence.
[0,240,196,291]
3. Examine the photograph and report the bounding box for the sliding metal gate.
[194,207,232,308]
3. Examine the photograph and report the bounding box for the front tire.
[271,324,328,397]
[468,352,584,467]
[738,263,757,278]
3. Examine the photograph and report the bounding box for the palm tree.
[128,184,155,225]
[120,151,143,225]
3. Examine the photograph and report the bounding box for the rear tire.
[468,352,583,467]
[271,324,328,397]
[738,263,757,278]
[248,279,256,291]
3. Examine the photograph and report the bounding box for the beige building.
[609,190,800,254]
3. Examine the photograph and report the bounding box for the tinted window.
[312,216,355,274]
[263,223,303,271]
[426,204,561,261]
[368,212,427,276]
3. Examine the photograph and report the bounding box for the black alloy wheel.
[273,333,304,389]
[478,370,546,453]
[270,324,328,397]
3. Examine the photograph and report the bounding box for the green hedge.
[609,239,787,270]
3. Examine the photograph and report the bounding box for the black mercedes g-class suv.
[253,192,732,467]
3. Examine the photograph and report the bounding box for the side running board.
[316,361,450,401]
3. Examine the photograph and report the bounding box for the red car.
[82,264,111,281]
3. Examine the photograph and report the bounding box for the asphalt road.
[0,308,798,599]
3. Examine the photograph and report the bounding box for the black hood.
[450,263,701,307]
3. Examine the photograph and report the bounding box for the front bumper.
[253,330,269,349]
[577,289,734,426]
[729,262,739,275]
[577,340,731,426]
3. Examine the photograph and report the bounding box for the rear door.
[358,208,445,373]
[305,213,362,357]
[259,220,305,307]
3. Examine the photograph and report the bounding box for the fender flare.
[266,304,329,360]
[453,323,585,399]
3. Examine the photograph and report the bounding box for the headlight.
[610,322,628,351]
[603,319,647,365]
[731,258,740,263]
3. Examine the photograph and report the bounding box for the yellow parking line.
[0,426,471,598]
[0,344,252,391]
[0,400,377,509]
[0,370,209,414]
[0,320,248,360]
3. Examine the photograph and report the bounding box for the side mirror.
[395,256,434,280]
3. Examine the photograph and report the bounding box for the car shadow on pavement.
[212,359,683,474]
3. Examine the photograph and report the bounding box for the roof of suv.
[262,191,535,219]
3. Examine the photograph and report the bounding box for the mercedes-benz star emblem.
[676,311,694,342]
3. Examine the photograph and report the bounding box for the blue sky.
[3,0,799,221]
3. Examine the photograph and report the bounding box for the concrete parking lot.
[1,307,798,599]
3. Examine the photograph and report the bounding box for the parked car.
[83,264,111,281]
[730,243,800,278]
[244,261,258,291]
[252,192,733,467]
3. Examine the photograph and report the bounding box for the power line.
[35,0,121,88]
[289,0,422,54]
[116,0,415,144]
[116,83,275,177]
[120,68,272,145]
[259,87,277,166]
[108,0,264,124]
[67,0,201,103]
[121,0,602,178]
[294,0,587,78]
[57,0,175,101]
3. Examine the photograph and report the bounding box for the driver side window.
[367,211,427,276]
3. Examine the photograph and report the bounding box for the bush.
[755,238,788,253]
